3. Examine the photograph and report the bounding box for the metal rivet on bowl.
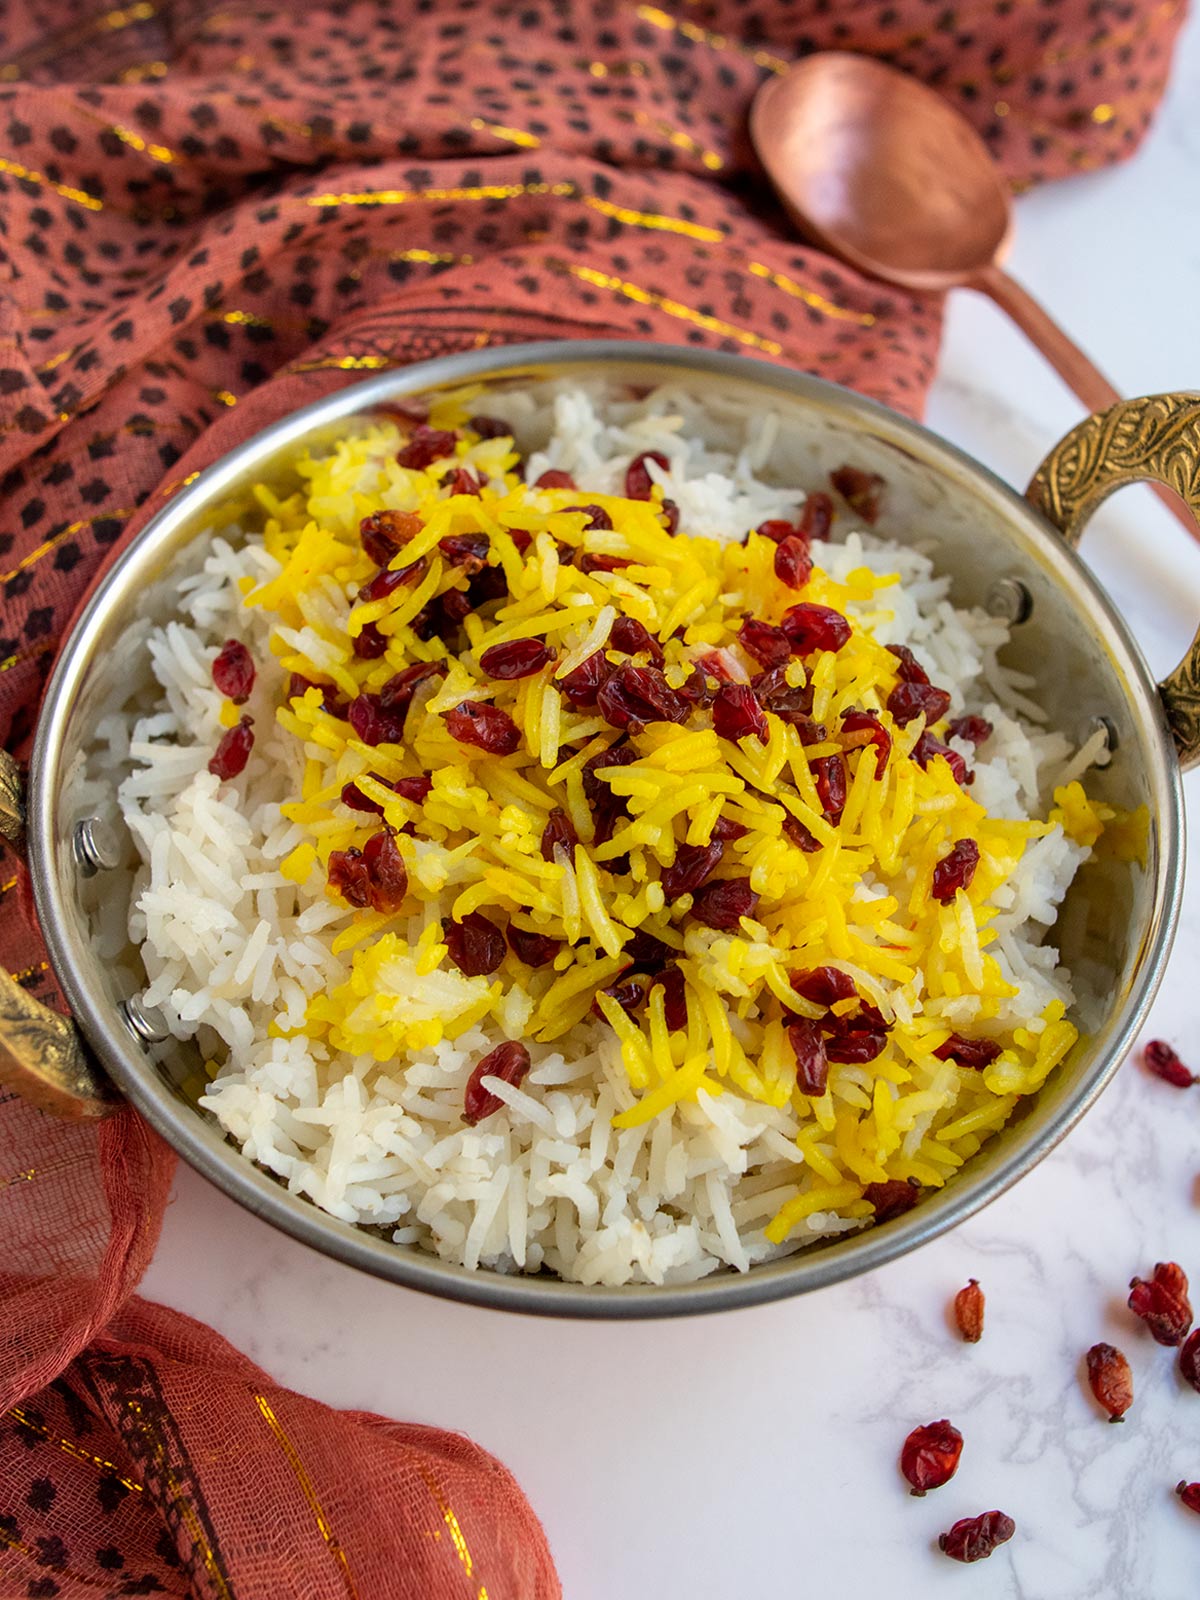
[985,576,1033,624]
[1085,715,1118,764]
[121,995,169,1046]
[72,816,121,878]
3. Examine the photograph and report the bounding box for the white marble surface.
[142,22,1200,1599]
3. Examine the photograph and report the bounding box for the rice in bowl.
[113,383,1119,1287]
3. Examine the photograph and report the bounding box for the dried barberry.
[800,491,834,540]
[467,414,511,440]
[912,731,970,787]
[887,680,952,727]
[444,700,521,755]
[864,1178,920,1222]
[825,1023,888,1064]
[774,534,813,590]
[534,468,576,489]
[362,829,408,913]
[558,650,613,707]
[352,620,390,660]
[738,618,791,669]
[357,559,427,603]
[569,503,613,530]
[650,965,688,1031]
[1179,1329,1200,1393]
[690,877,759,930]
[379,661,443,716]
[661,840,725,900]
[597,664,690,733]
[444,911,506,977]
[326,846,371,909]
[830,464,885,524]
[1086,1342,1133,1422]
[463,1040,532,1126]
[348,693,405,747]
[938,1512,1015,1564]
[948,714,993,746]
[788,1020,829,1097]
[1177,1482,1200,1515]
[755,518,796,545]
[932,839,981,903]
[792,966,856,1007]
[900,1420,963,1496]
[582,745,637,845]
[341,778,384,814]
[783,815,821,852]
[208,716,254,779]
[955,1279,985,1342]
[507,926,561,967]
[610,616,663,663]
[934,1034,1002,1069]
[540,806,578,862]
[593,976,645,1020]
[578,551,632,575]
[886,643,929,684]
[397,425,457,469]
[212,639,255,704]
[813,754,847,821]
[360,508,421,566]
[393,775,432,803]
[1129,1262,1193,1346]
[625,450,670,500]
[712,682,768,743]
[479,638,555,679]
[840,709,890,773]
[447,467,482,497]
[439,532,491,571]
[1143,1040,1197,1088]
[660,498,680,535]
[711,814,749,843]
[781,602,852,656]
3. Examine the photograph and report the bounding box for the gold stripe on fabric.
[418,1466,490,1600]
[0,507,137,586]
[0,875,17,895]
[254,1394,359,1600]
[745,260,876,326]
[8,962,47,984]
[305,180,575,208]
[619,108,724,170]
[469,117,541,149]
[565,264,783,353]
[117,59,169,83]
[633,5,788,73]
[212,389,238,407]
[6,1406,145,1493]
[0,158,103,211]
[0,641,55,676]
[582,194,723,242]
[36,348,76,373]
[289,354,397,372]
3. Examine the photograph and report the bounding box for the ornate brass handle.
[1027,393,1200,773]
[0,750,116,1120]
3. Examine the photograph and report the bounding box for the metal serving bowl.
[4,342,1198,1317]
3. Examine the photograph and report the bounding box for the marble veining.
[141,17,1200,1597]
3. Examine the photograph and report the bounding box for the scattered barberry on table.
[1177,1482,1200,1515]
[1179,1329,1200,1393]
[1142,1040,1197,1088]
[954,1279,985,1343]
[938,1511,1015,1563]
[1128,1262,1193,1346]
[1085,1342,1134,1422]
[900,1420,963,1496]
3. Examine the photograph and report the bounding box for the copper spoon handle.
[970,262,1197,544]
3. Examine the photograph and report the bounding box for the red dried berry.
[1177,1482,1200,1515]
[1180,1329,1200,1393]
[362,828,408,913]
[695,649,737,683]
[558,650,613,708]
[397,425,457,469]
[439,533,491,572]
[597,664,691,733]
[934,1034,1002,1069]
[327,846,371,908]
[444,911,506,977]
[357,559,427,604]
[660,498,680,535]
[352,621,390,660]
[359,508,421,566]
[534,468,577,489]
[813,754,847,821]
[948,714,993,746]
[212,639,255,704]
[348,693,406,747]
[1129,1262,1193,1346]
[932,839,981,903]
[887,680,952,727]
[625,450,670,500]
[582,744,638,845]
[774,534,813,590]
[755,518,795,545]
[463,1040,532,1126]
[568,503,613,531]
[825,1025,888,1064]
[510,528,533,555]
[689,876,759,930]
[379,661,444,715]
[479,638,555,680]
[650,965,688,1031]
[1143,1039,1197,1088]
[507,926,561,967]
[540,806,578,862]
[578,551,633,575]
[840,709,890,773]
[662,840,725,900]
[782,815,821,852]
[711,814,749,842]
[864,1178,920,1222]
[792,966,857,1008]
[900,1420,963,1496]
[886,643,929,684]
[955,1279,985,1343]
[341,779,385,815]
[781,602,852,656]
[912,731,970,787]
[938,1511,1015,1564]
[788,1020,829,1097]
[467,414,512,440]
[444,700,521,755]
[830,464,885,524]
[738,618,791,669]
[208,716,254,779]
[393,774,433,803]
[610,616,663,663]
[592,976,645,1020]
[288,674,347,719]
[712,682,768,744]
[1085,1342,1133,1422]
[447,467,482,497]
[799,491,834,541]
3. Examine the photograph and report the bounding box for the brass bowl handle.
[1028,393,1200,774]
[0,750,117,1119]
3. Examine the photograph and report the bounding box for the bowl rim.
[29,339,1185,1317]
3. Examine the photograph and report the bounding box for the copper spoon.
[750,52,1196,541]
